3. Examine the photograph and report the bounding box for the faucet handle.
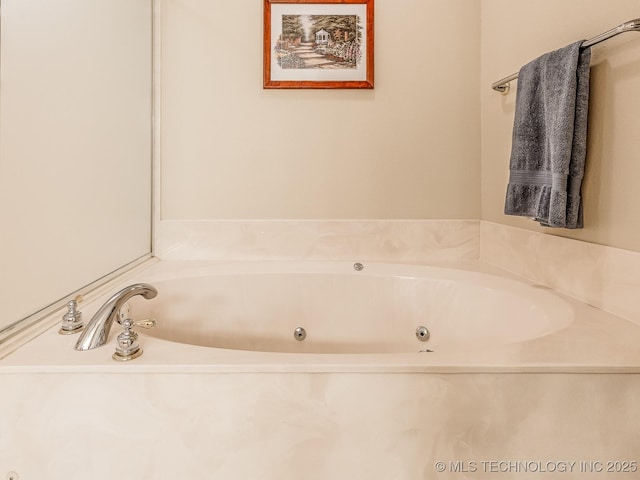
[58,297,84,335]
[112,317,155,362]
[117,318,156,329]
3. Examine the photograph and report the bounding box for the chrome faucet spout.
[74,283,157,351]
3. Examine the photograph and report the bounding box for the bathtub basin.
[126,261,574,354]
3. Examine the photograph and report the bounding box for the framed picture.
[263,0,374,89]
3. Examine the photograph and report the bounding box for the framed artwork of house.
[263,0,374,89]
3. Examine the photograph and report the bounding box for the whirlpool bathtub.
[127,261,575,355]
[3,260,640,479]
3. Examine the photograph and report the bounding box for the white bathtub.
[3,260,640,479]
[128,261,574,355]
[3,258,640,370]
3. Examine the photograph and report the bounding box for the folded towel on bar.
[504,41,591,229]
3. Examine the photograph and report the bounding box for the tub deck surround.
[155,219,480,262]
[3,373,639,479]
[481,221,640,326]
[4,258,640,478]
[2,259,640,374]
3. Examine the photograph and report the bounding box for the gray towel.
[504,41,591,229]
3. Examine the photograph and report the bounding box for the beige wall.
[481,0,640,252]
[161,0,480,220]
[163,1,640,245]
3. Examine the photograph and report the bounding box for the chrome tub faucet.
[74,283,157,351]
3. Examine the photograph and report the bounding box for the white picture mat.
[270,3,368,82]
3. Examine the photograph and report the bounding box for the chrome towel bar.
[492,18,640,94]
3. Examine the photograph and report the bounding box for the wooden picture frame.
[263,0,374,89]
